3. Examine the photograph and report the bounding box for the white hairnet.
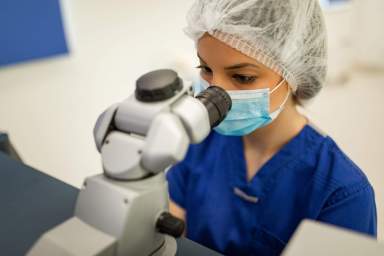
[184,0,328,101]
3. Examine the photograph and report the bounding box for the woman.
[166,0,377,255]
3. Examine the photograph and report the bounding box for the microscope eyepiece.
[134,69,231,129]
[196,86,232,128]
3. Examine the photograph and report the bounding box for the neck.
[242,99,307,156]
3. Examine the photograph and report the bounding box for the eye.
[196,65,212,75]
[232,74,257,84]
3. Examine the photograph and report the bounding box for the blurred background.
[0,0,383,239]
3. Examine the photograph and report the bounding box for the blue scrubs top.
[166,124,377,256]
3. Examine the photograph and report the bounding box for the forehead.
[197,33,264,68]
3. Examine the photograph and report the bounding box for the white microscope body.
[28,69,231,256]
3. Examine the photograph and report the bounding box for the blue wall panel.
[0,0,69,67]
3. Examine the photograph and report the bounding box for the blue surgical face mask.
[192,78,290,136]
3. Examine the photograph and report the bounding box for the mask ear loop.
[270,79,291,104]
[270,79,286,94]
[269,79,291,119]
[279,85,291,107]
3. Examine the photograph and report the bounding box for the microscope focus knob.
[156,212,185,238]
[135,69,183,102]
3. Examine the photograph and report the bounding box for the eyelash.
[195,65,257,84]
[196,65,212,74]
[232,74,257,84]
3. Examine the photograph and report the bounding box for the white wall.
[0,0,382,239]
[352,0,384,69]
[323,2,354,83]
[324,0,384,83]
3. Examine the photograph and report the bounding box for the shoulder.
[318,135,374,205]
[316,132,368,188]
[289,124,376,235]
[289,122,374,209]
[299,123,368,187]
[302,123,374,208]
[311,131,377,236]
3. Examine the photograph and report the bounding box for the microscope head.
[94,69,231,180]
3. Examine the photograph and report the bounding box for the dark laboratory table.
[0,132,22,161]
[0,152,222,256]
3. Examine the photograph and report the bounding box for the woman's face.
[197,33,291,112]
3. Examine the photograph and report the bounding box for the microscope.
[28,69,231,256]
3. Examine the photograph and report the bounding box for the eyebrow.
[224,63,260,70]
[197,54,260,70]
